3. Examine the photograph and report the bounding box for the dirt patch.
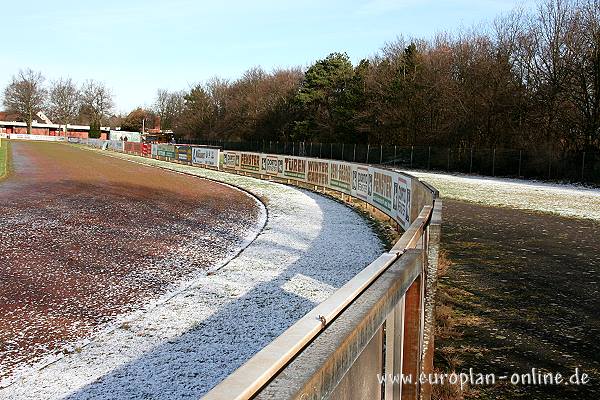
[435,200,600,399]
[0,141,261,380]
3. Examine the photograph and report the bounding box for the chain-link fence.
[183,139,600,184]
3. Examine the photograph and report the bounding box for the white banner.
[223,151,240,169]
[392,174,412,230]
[329,161,352,194]
[8,134,67,142]
[260,154,284,176]
[192,147,220,167]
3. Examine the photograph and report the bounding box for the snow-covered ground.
[403,170,600,221]
[3,151,383,399]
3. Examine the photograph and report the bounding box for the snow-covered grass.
[3,151,384,400]
[402,170,600,221]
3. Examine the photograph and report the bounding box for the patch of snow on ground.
[402,170,600,221]
[3,151,384,400]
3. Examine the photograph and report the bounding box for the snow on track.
[3,149,384,400]
[403,170,600,221]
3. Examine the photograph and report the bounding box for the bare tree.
[154,89,185,131]
[48,78,80,128]
[2,69,47,134]
[80,80,114,135]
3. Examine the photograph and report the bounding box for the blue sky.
[1,0,534,113]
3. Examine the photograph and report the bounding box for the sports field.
[0,141,263,381]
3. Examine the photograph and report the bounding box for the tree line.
[2,0,598,154]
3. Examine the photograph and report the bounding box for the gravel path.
[2,148,383,399]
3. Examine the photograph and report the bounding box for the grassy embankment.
[0,139,8,180]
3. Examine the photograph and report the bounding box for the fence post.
[380,145,383,164]
[470,147,473,174]
[492,148,496,176]
[427,146,431,170]
[410,145,414,168]
[582,151,586,181]
[310,142,313,157]
[353,144,357,162]
[366,144,370,164]
[394,145,397,167]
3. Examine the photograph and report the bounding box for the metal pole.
[410,145,414,168]
[353,144,356,162]
[341,143,344,161]
[380,145,383,164]
[470,147,473,174]
[366,144,370,164]
[310,142,313,157]
[394,145,397,167]
[330,143,333,159]
[292,142,295,156]
[319,142,322,158]
[427,146,431,169]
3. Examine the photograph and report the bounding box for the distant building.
[0,120,110,139]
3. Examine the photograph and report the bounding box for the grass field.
[0,139,8,179]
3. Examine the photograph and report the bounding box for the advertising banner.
[307,159,329,186]
[107,140,124,151]
[157,144,176,158]
[371,168,394,214]
[329,161,352,194]
[176,145,191,162]
[240,152,260,172]
[352,165,372,202]
[124,142,142,154]
[223,151,240,169]
[192,147,220,167]
[260,154,284,176]
[8,134,67,142]
[141,143,151,156]
[392,174,412,230]
[283,156,307,180]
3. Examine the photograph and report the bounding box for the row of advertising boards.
[220,151,413,230]
[150,144,220,168]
